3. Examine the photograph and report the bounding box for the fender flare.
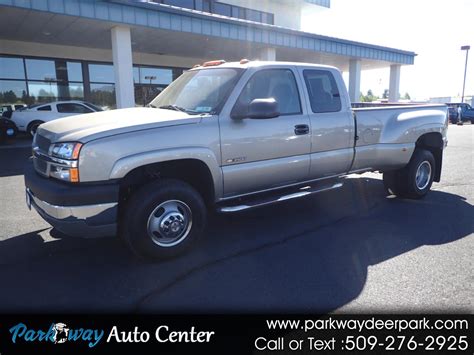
[109,147,223,199]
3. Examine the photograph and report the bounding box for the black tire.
[383,149,435,199]
[27,121,44,137]
[121,179,207,260]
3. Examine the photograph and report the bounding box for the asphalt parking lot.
[0,126,472,313]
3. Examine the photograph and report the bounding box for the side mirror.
[231,98,280,119]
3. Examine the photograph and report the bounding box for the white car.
[11,100,103,136]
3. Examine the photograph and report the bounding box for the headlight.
[50,165,79,183]
[48,142,82,183]
[50,142,82,160]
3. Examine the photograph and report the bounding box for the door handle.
[294,124,309,135]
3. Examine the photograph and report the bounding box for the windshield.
[149,68,242,114]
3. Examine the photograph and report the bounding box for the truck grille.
[35,134,51,153]
[33,156,48,176]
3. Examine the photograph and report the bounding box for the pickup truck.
[24,60,448,259]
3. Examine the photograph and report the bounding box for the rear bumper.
[24,163,119,238]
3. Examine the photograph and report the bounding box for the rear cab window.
[37,105,52,111]
[303,69,341,113]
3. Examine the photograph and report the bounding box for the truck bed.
[350,103,448,172]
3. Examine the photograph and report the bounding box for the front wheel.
[121,179,207,260]
[383,149,435,199]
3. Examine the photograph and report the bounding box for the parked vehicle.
[25,60,448,259]
[0,117,18,144]
[1,104,27,117]
[10,100,103,136]
[447,106,459,123]
[446,103,474,124]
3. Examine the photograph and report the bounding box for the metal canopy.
[0,0,415,71]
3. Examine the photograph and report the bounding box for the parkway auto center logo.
[7,322,215,349]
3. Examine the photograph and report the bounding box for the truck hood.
[37,107,202,143]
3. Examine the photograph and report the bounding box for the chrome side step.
[217,181,344,213]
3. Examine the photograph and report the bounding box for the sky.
[301,0,474,101]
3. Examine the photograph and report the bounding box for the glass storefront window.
[139,67,173,85]
[0,80,28,104]
[133,67,140,84]
[66,62,83,82]
[28,82,58,103]
[0,57,25,80]
[90,83,116,109]
[57,83,84,101]
[89,64,114,83]
[25,59,57,81]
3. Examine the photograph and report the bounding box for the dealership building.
[0,0,416,109]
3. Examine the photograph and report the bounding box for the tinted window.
[261,12,274,24]
[57,103,93,114]
[246,9,261,22]
[28,82,58,102]
[236,69,301,115]
[66,62,83,82]
[0,57,25,79]
[195,0,211,12]
[37,105,51,111]
[163,0,194,8]
[88,64,114,83]
[59,83,84,100]
[303,70,341,113]
[139,67,173,85]
[90,83,116,109]
[25,59,56,81]
[0,80,27,104]
[214,2,231,16]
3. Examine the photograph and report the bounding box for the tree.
[21,90,35,105]
[401,92,411,100]
[2,90,18,103]
[359,89,379,102]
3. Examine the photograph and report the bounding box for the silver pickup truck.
[25,60,448,259]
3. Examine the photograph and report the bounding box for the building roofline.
[0,0,416,64]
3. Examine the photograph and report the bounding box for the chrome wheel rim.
[415,161,431,190]
[147,200,192,247]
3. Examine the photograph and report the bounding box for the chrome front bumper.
[26,188,117,238]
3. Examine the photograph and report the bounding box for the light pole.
[44,77,56,101]
[144,75,156,106]
[461,45,470,103]
[144,75,156,86]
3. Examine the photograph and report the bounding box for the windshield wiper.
[159,105,202,115]
[159,104,187,112]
